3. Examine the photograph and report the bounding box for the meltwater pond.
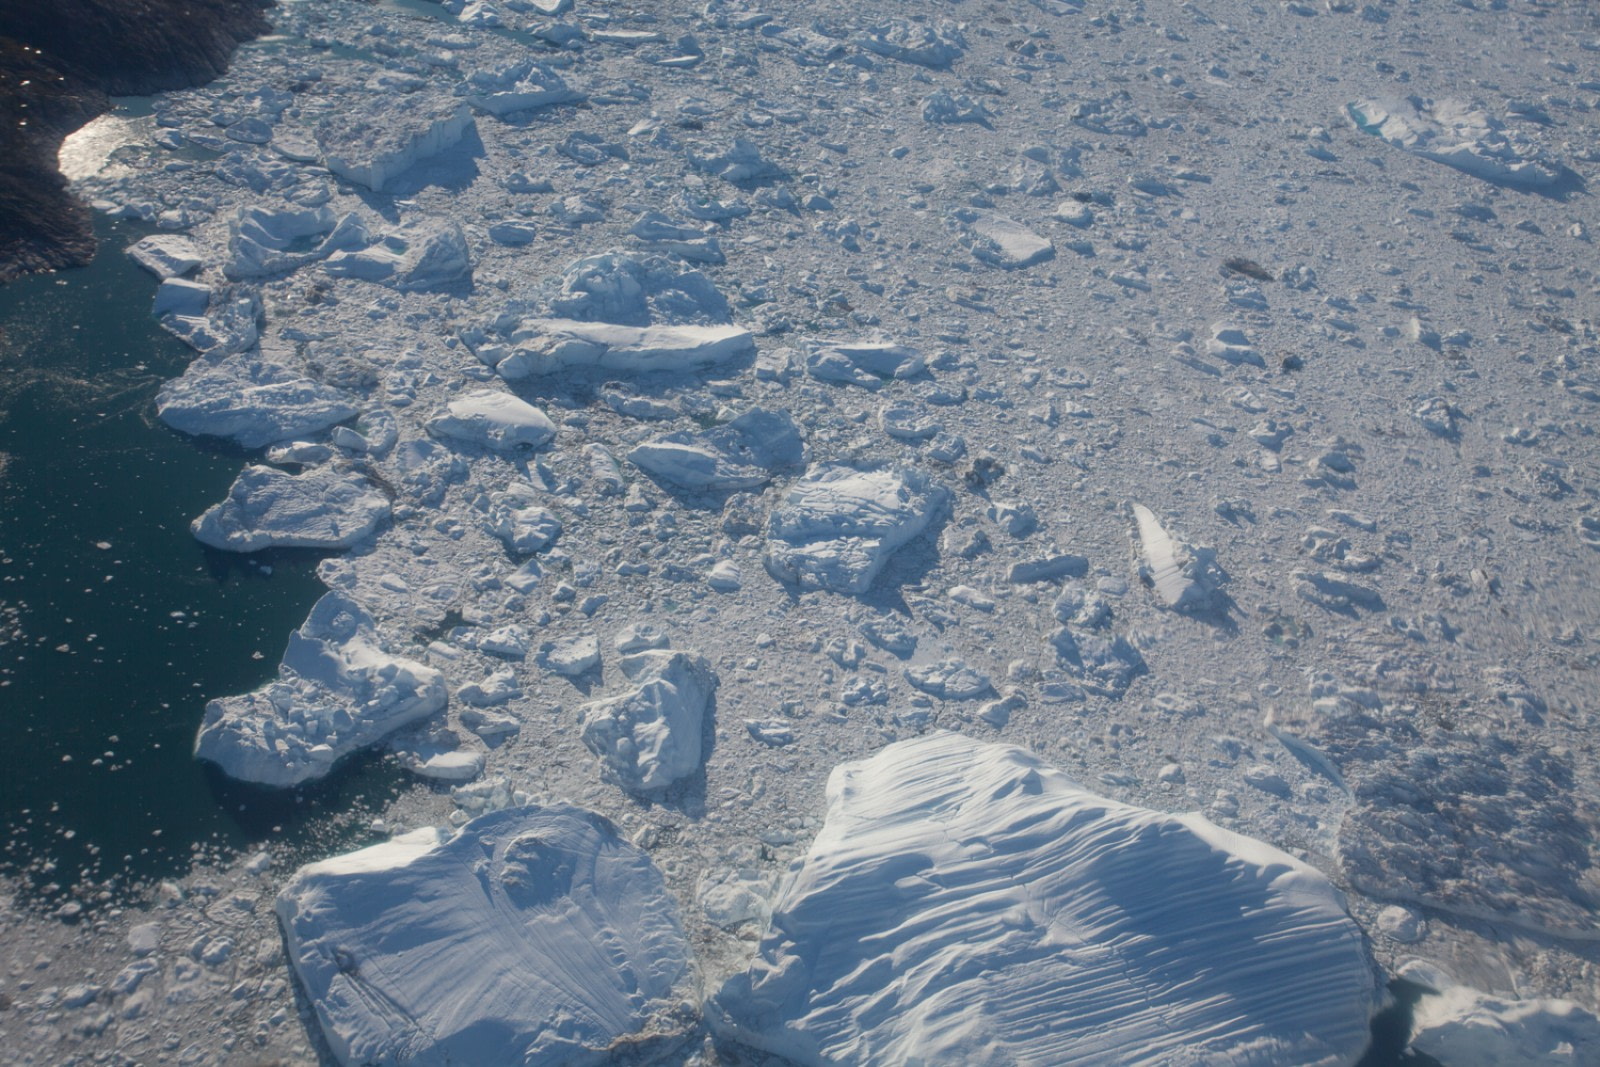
[0,216,405,905]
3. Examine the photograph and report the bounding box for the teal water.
[0,216,404,908]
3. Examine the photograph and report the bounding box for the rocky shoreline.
[0,0,272,282]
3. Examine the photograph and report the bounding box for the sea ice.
[765,464,947,594]
[803,338,925,389]
[949,209,1055,269]
[191,464,389,552]
[276,806,697,1067]
[194,592,446,786]
[714,733,1378,1066]
[322,220,472,292]
[127,234,201,278]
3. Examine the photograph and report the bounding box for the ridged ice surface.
[277,806,697,1067]
[717,733,1378,1066]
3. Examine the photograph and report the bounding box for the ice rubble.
[1348,97,1566,188]
[191,464,390,552]
[277,806,697,1067]
[578,649,718,794]
[766,464,948,594]
[194,592,446,786]
[715,733,1378,1066]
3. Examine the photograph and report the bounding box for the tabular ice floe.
[714,733,1379,1066]
[190,464,389,552]
[276,806,698,1067]
[194,592,445,787]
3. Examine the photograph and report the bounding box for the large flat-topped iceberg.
[1348,97,1565,189]
[717,734,1378,1065]
[766,464,947,594]
[466,60,584,116]
[317,97,475,192]
[494,318,754,377]
[192,464,389,552]
[277,806,698,1067]
[194,592,446,786]
[426,389,556,451]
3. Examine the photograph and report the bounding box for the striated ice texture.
[716,732,1378,1066]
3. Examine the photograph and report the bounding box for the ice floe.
[191,464,389,552]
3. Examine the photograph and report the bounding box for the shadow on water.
[1358,979,1445,1067]
[0,216,408,911]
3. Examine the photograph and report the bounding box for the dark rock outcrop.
[0,0,272,282]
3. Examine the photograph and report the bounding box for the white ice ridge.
[1347,97,1565,189]
[715,732,1379,1066]
[191,464,389,552]
[194,592,446,787]
[765,464,947,594]
[277,806,698,1067]
[488,318,755,378]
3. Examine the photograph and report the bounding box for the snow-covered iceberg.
[425,389,556,451]
[628,407,803,491]
[715,733,1378,1066]
[194,592,446,786]
[277,806,698,1067]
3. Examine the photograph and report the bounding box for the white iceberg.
[494,318,754,378]
[192,464,389,552]
[157,355,358,449]
[195,592,446,787]
[715,733,1378,1066]
[1348,97,1565,189]
[766,464,947,594]
[578,650,717,794]
[317,98,475,192]
[276,806,698,1067]
[628,407,803,491]
[426,390,556,451]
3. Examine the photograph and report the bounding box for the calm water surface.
[0,216,403,906]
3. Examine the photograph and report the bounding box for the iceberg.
[195,592,446,787]
[277,806,698,1067]
[715,733,1378,1066]
[426,390,556,451]
[766,465,947,594]
[191,464,390,551]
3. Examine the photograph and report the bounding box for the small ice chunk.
[541,633,600,676]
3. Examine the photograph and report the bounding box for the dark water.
[0,216,404,908]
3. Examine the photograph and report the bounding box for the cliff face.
[0,0,272,282]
